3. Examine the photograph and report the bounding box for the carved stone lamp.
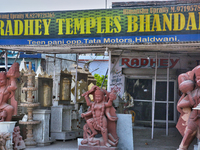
[19,62,40,148]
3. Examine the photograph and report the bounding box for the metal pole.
[107,49,111,92]
[46,56,48,75]
[74,53,79,104]
[166,53,170,136]
[105,0,107,8]
[53,54,57,101]
[14,52,19,62]
[60,59,62,71]
[5,50,8,72]
[101,69,108,89]
[151,52,158,139]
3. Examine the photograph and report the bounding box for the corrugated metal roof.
[1,42,200,55]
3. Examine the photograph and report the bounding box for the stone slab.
[33,109,51,146]
[51,131,76,141]
[116,114,133,150]
[78,114,133,150]
[79,145,118,150]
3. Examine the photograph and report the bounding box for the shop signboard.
[110,56,181,97]
[19,52,41,58]
[120,58,179,68]
[0,3,200,46]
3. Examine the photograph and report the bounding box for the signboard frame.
[0,3,200,46]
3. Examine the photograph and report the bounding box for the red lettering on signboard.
[131,59,139,66]
[121,58,140,68]
[150,59,159,67]
[170,59,179,68]
[120,58,179,68]
[141,59,148,66]
[160,59,168,66]
[121,58,130,66]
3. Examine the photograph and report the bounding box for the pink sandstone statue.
[13,126,26,150]
[80,85,119,148]
[177,65,200,150]
[0,62,20,121]
[0,132,10,150]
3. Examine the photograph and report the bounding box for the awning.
[1,42,200,55]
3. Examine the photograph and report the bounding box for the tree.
[94,74,108,89]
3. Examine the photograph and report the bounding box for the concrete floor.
[133,126,197,150]
[26,126,197,150]
[25,140,78,150]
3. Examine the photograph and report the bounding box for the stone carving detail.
[0,132,10,150]
[13,126,26,150]
[80,85,119,148]
[0,62,20,121]
[177,65,200,150]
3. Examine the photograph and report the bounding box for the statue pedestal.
[0,121,16,150]
[117,114,133,150]
[51,105,77,141]
[79,145,118,150]
[33,109,51,146]
[78,114,133,150]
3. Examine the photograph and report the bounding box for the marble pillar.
[33,109,51,146]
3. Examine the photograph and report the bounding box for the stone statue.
[80,85,119,148]
[0,132,10,150]
[177,65,200,150]
[13,126,26,150]
[0,62,20,121]
[122,91,134,114]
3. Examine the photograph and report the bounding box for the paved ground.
[133,126,196,150]
[26,140,78,150]
[26,126,197,150]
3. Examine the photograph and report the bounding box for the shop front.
[1,0,200,141]
[110,53,200,127]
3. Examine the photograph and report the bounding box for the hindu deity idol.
[81,85,119,148]
[0,62,20,121]
[177,65,200,150]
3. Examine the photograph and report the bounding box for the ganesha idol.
[177,65,200,150]
[79,85,119,149]
[0,62,20,122]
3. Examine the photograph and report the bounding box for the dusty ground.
[26,126,197,150]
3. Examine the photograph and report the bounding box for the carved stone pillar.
[19,62,40,148]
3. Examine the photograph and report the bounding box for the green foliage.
[94,74,108,89]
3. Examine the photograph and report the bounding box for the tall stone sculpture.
[177,65,200,150]
[0,62,20,121]
[79,85,119,149]
[19,62,40,148]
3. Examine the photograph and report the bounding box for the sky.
[0,0,168,13]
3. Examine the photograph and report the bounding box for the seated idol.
[0,62,20,121]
